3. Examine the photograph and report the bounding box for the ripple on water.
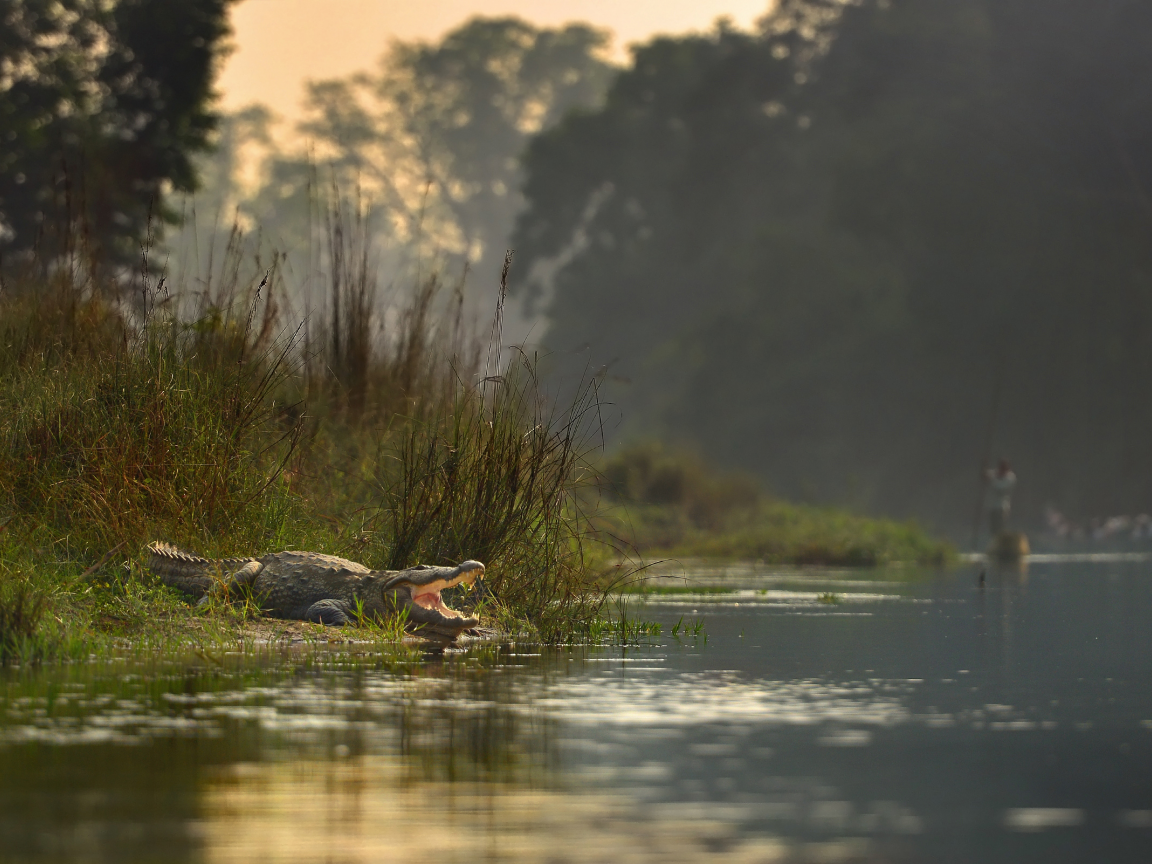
[534,672,911,728]
[3,658,989,749]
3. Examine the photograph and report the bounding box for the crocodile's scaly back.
[147,542,257,599]
[249,550,371,619]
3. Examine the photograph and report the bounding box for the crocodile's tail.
[147,541,256,599]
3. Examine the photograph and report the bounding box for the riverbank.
[0,262,949,664]
[0,249,611,662]
[595,443,953,568]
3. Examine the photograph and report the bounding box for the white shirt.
[987,470,1016,509]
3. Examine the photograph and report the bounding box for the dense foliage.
[514,0,1152,532]
[0,0,233,269]
[173,17,616,330]
[0,261,611,656]
[597,441,950,566]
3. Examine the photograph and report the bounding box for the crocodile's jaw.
[391,562,485,636]
[400,590,480,636]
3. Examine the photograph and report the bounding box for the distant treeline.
[166,16,615,334]
[0,5,614,331]
[6,1,1152,534]
[514,0,1152,533]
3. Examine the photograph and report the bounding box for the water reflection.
[199,758,812,864]
[197,753,927,862]
[2,559,1152,862]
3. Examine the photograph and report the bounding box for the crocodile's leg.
[227,560,264,591]
[303,599,353,626]
[195,560,265,607]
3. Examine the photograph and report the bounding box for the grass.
[0,212,628,662]
[350,597,409,640]
[368,350,610,641]
[578,598,664,645]
[595,441,953,567]
[669,615,706,640]
[0,578,49,662]
[0,211,950,664]
[620,584,737,596]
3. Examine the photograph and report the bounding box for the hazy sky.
[218,0,772,121]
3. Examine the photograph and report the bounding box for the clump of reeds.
[299,191,482,423]
[343,253,608,638]
[0,254,303,560]
[372,349,608,639]
[0,182,619,653]
[318,188,376,416]
[0,577,48,663]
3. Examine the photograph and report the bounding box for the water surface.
[2,559,1151,862]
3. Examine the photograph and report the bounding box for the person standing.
[986,458,1017,536]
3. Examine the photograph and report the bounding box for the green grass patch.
[576,598,664,645]
[0,234,944,663]
[595,442,953,567]
[0,240,622,661]
[618,584,737,596]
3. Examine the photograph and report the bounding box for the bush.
[0,228,615,655]
[597,441,952,566]
[601,441,759,530]
[374,353,607,638]
[0,577,48,663]
[0,290,301,559]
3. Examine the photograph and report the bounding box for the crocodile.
[147,542,485,640]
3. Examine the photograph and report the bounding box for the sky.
[217,0,773,121]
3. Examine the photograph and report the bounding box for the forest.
[4,0,1152,539]
[515,0,1152,533]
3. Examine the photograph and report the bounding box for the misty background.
[4,0,1151,538]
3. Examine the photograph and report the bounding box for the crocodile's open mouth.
[407,561,485,620]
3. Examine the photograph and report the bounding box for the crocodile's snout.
[384,561,485,634]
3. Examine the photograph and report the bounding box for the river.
[1,557,1150,862]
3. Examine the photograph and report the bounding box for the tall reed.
[0,182,616,652]
[0,261,303,559]
[0,578,48,662]
[374,349,608,638]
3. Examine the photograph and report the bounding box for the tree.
[297,16,616,296]
[0,0,233,273]
[166,17,615,337]
[513,0,1152,531]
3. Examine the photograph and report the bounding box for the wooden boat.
[987,531,1030,561]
